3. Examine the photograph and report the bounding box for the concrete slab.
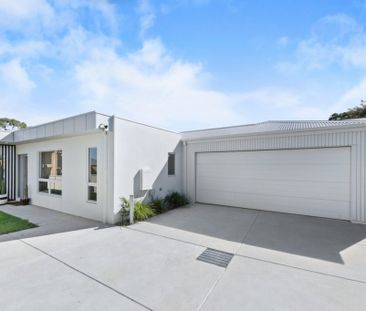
[0,240,146,311]
[24,225,224,311]
[201,255,366,311]
[238,211,366,282]
[0,204,104,243]
[133,204,258,253]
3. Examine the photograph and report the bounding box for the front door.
[18,154,28,199]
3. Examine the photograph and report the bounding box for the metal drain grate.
[197,248,234,268]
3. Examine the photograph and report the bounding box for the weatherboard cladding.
[183,127,366,224]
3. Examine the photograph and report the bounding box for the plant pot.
[0,193,8,205]
[20,198,30,205]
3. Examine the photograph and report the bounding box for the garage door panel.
[197,149,349,165]
[196,167,349,183]
[196,148,351,220]
[197,179,349,202]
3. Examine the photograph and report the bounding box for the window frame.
[168,152,175,176]
[38,150,63,197]
[87,147,97,203]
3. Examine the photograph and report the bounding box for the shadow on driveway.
[146,203,366,263]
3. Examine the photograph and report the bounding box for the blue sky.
[0,0,366,130]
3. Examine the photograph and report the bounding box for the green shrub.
[149,198,165,214]
[134,201,156,221]
[164,192,189,210]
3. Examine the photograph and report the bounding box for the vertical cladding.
[0,144,16,201]
[184,128,366,224]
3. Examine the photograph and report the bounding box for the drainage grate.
[197,248,234,268]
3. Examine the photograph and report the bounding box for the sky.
[0,0,366,131]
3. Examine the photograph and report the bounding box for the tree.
[329,101,366,120]
[0,118,27,130]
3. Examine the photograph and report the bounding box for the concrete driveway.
[1,204,366,310]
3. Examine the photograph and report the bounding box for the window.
[168,153,175,176]
[39,150,62,195]
[88,147,97,201]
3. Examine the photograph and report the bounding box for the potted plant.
[0,179,7,205]
[20,185,30,205]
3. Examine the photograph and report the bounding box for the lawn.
[0,211,37,234]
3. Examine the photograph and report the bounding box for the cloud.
[137,0,156,37]
[334,77,366,111]
[74,38,242,129]
[276,14,366,72]
[0,59,35,92]
[0,0,54,33]
[0,1,353,128]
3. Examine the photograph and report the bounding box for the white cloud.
[335,77,366,111]
[0,59,35,92]
[74,38,242,129]
[137,0,156,37]
[276,14,366,72]
[0,0,54,31]
[0,1,352,128]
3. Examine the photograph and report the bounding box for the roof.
[0,111,111,144]
[181,119,366,140]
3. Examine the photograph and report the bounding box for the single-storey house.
[1,111,366,225]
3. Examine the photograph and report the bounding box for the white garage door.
[196,148,351,220]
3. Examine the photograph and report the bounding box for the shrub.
[149,198,165,214]
[164,192,189,210]
[134,201,156,221]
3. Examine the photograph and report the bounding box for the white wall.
[183,127,366,224]
[16,132,108,222]
[111,117,182,223]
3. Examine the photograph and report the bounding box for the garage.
[196,147,351,220]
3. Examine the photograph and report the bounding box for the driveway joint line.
[125,226,210,249]
[20,239,153,311]
[196,270,226,311]
[238,211,260,249]
[235,253,366,285]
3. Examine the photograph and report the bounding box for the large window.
[88,147,97,202]
[168,153,175,176]
[39,150,62,195]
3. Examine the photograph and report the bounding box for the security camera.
[98,124,108,131]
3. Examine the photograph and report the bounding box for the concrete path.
[1,203,366,310]
[0,204,105,242]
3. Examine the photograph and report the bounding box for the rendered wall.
[183,127,366,224]
[16,132,108,222]
[111,117,182,223]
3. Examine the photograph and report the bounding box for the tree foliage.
[329,101,366,120]
[0,118,27,130]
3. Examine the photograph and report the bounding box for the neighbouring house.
[1,111,366,225]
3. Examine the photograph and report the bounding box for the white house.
[1,111,366,225]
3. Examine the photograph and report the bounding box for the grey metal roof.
[181,119,366,140]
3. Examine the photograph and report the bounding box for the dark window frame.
[168,153,175,176]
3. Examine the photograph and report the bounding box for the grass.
[0,211,37,235]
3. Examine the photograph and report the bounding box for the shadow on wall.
[145,203,366,264]
[132,143,182,202]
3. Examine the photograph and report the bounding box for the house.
[1,111,366,225]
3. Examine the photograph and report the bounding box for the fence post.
[129,195,134,224]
